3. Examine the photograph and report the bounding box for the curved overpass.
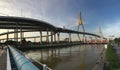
[0,16,57,31]
[0,16,100,39]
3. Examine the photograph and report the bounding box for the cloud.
[102,21,120,38]
[1,0,119,39]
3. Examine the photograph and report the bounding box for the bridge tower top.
[98,26,103,38]
[77,12,86,42]
[77,12,85,33]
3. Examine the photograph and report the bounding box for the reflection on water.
[25,44,104,70]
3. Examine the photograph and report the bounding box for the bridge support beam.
[57,33,60,43]
[82,36,86,43]
[20,26,23,42]
[6,29,9,41]
[95,37,98,43]
[46,29,49,43]
[85,36,87,43]
[40,30,42,43]
[14,29,18,42]
[51,31,53,43]
[77,34,81,41]
[69,33,71,43]
[14,23,19,42]
[54,33,56,42]
[6,33,9,41]
[90,37,92,43]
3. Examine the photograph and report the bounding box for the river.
[24,44,105,70]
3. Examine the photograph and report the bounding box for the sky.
[0,0,120,38]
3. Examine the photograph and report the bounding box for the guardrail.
[7,48,11,70]
[8,45,39,70]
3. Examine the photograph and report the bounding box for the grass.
[106,43,120,70]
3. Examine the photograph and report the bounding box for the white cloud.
[0,0,79,27]
[102,21,120,38]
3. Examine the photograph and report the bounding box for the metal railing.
[7,48,12,70]
[8,45,39,70]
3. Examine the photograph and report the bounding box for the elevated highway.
[0,16,107,43]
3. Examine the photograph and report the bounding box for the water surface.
[25,44,104,70]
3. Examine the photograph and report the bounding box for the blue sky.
[0,0,120,38]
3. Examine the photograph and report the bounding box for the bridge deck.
[0,46,7,70]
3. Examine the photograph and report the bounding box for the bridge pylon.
[77,12,86,42]
[97,26,105,43]
[98,26,103,38]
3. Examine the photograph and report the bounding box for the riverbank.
[105,43,120,70]
[113,44,120,70]
[113,44,120,63]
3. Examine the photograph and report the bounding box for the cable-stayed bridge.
[0,15,109,70]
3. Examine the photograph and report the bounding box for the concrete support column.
[54,33,56,42]
[51,31,53,43]
[14,23,18,42]
[57,33,60,43]
[84,37,87,43]
[69,33,71,43]
[6,29,9,41]
[22,32,24,38]
[90,37,92,43]
[95,37,97,43]
[82,36,86,43]
[20,26,23,42]
[14,29,18,42]
[6,33,9,41]
[46,29,49,42]
[40,30,42,43]
[100,37,102,43]
[77,34,81,41]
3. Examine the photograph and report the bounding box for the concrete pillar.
[57,33,60,43]
[85,37,87,43]
[95,37,97,43]
[20,26,23,42]
[51,31,53,43]
[14,29,18,42]
[54,33,56,42]
[22,32,24,38]
[82,36,86,43]
[6,29,9,41]
[6,33,9,41]
[40,30,42,43]
[83,36,85,43]
[14,23,18,42]
[77,34,81,41]
[90,37,92,43]
[46,29,49,42]
[69,33,71,43]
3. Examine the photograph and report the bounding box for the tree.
[21,38,27,46]
[114,38,120,46]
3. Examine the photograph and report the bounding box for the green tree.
[114,38,120,46]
